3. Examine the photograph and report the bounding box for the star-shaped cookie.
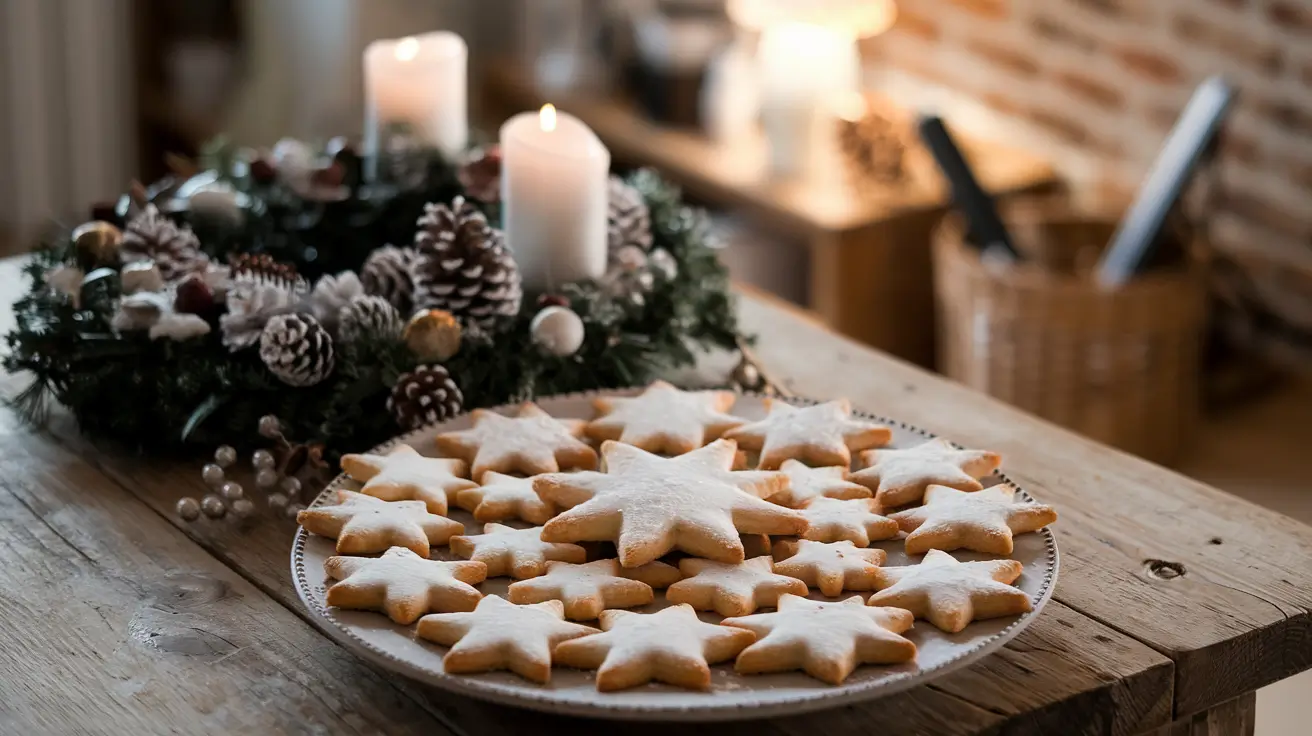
[773,539,886,596]
[297,490,464,557]
[585,380,745,455]
[448,523,587,579]
[323,547,487,624]
[454,471,556,525]
[340,444,476,515]
[416,595,599,683]
[867,549,1030,633]
[800,497,899,547]
[666,556,808,616]
[771,460,872,508]
[535,440,808,567]
[722,595,916,684]
[553,604,757,691]
[850,438,1001,508]
[506,558,679,620]
[435,402,598,481]
[724,398,891,470]
[891,484,1057,555]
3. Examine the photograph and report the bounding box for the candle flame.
[395,37,420,62]
[540,104,557,133]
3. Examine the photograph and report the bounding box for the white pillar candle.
[500,105,610,292]
[756,23,860,178]
[363,31,468,167]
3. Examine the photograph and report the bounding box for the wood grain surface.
[0,257,1306,734]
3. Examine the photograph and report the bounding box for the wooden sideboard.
[479,61,1059,366]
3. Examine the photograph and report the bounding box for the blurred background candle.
[363,31,468,173]
[500,104,610,292]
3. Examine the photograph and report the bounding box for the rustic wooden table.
[1,260,1307,735]
[480,61,1057,367]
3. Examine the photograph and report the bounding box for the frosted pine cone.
[360,245,416,314]
[388,364,464,430]
[607,176,653,261]
[259,313,335,387]
[410,197,522,326]
[220,268,309,351]
[309,271,364,334]
[121,204,210,280]
[338,295,403,344]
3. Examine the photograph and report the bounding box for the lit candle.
[756,23,861,177]
[500,104,610,292]
[363,31,468,169]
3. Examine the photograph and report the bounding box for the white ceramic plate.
[292,390,1059,721]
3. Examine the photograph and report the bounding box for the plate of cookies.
[292,382,1059,720]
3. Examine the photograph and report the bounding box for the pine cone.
[361,245,416,313]
[121,204,210,280]
[339,295,403,344]
[388,364,464,430]
[220,266,309,351]
[410,197,522,326]
[309,271,364,334]
[258,313,335,387]
[607,176,653,260]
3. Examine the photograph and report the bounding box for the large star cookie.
[435,402,597,481]
[722,595,916,684]
[297,490,464,557]
[340,444,476,515]
[535,440,808,567]
[867,549,1030,633]
[455,471,555,525]
[553,604,756,691]
[506,559,679,620]
[850,438,1001,508]
[724,398,891,470]
[449,523,587,579]
[773,539,886,597]
[586,380,745,455]
[416,595,598,683]
[323,547,486,624]
[666,556,808,617]
[800,497,899,547]
[891,484,1057,555]
[771,460,872,508]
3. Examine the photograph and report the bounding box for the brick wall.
[863,0,1312,357]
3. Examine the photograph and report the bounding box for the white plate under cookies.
[292,390,1059,721]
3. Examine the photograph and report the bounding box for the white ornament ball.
[256,468,280,489]
[267,492,289,513]
[230,498,256,519]
[176,497,201,521]
[286,503,306,520]
[201,494,227,519]
[201,463,225,487]
[214,445,237,468]
[251,449,276,471]
[220,481,245,501]
[272,138,315,188]
[649,248,678,281]
[188,183,244,226]
[530,306,585,357]
[280,476,303,498]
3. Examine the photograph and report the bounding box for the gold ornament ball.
[404,309,462,362]
[71,220,123,266]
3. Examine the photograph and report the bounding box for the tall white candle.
[363,31,468,167]
[756,23,860,178]
[500,105,610,292]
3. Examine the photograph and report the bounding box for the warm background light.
[727,0,898,38]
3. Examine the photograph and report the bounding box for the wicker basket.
[933,209,1208,466]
